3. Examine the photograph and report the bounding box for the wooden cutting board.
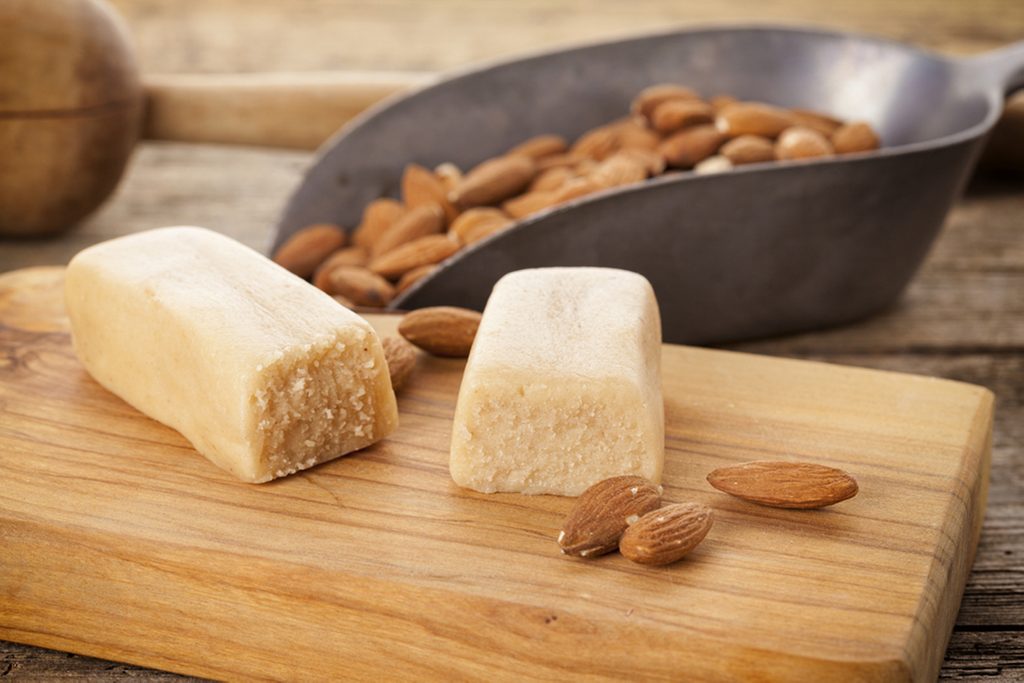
[0,266,992,682]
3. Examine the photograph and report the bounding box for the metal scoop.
[274,26,1024,344]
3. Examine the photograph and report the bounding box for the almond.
[507,134,568,160]
[449,207,513,245]
[775,126,835,160]
[589,154,647,189]
[720,135,776,165]
[650,99,715,134]
[706,461,859,509]
[502,190,557,219]
[558,476,663,558]
[382,335,418,391]
[434,163,463,192]
[551,177,601,205]
[710,94,738,111]
[632,84,700,120]
[369,234,459,279]
[398,306,481,357]
[616,147,666,175]
[619,502,714,566]
[694,155,733,175]
[449,155,537,209]
[790,108,843,136]
[273,223,347,278]
[313,246,370,291]
[615,119,661,151]
[716,102,796,139]
[352,198,404,249]
[659,124,727,168]
[536,152,589,171]
[395,264,437,294]
[530,166,575,193]
[571,123,621,161]
[372,203,445,257]
[832,121,880,154]
[402,163,458,223]
[323,266,395,308]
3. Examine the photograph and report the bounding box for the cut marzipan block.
[65,226,398,483]
[450,267,664,495]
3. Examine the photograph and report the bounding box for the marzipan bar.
[65,226,399,482]
[450,267,664,495]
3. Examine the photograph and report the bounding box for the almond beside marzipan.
[323,266,395,307]
[372,203,445,257]
[558,476,663,558]
[395,264,437,293]
[382,335,418,391]
[402,163,458,223]
[273,223,347,278]
[706,460,859,509]
[619,502,714,566]
[313,246,370,291]
[369,234,460,279]
[449,156,537,209]
[448,208,513,245]
[398,306,482,357]
[352,198,404,249]
[716,102,796,139]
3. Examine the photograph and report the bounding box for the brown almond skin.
[507,134,568,160]
[716,102,796,139]
[571,124,621,161]
[659,124,727,168]
[790,108,843,136]
[619,503,714,566]
[530,166,575,193]
[502,190,557,219]
[434,163,463,192]
[709,94,738,112]
[382,335,418,391]
[650,99,715,134]
[832,121,881,155]
[615,120,661,151]
[720,135,776,165]
[536,152,589,171]
[398,306,482,357]
[323,266,395,307]
[313,246,370,291]
[352,198,404,249]
[616,147,666,175]
[273,223,347,278]
[559,476,663,558]
[449,207,513,244]
[450,155,537,209]
[776,126,835,161]
[402,163,458,223]
[551,177,601,205]
[372,203,445,257]
[694,155,733,175]
[369,234,460,279]
[395,264,437,294]
[632,84,700,120]
[589,154,647,189]
[707,461,859,509]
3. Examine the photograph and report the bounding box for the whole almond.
[716,102,796,139]
[776,126,835,160]
[650,99,715,134]
[369,234,460,279]
[402,163,458,223]
[710,94,739,111]
[450,155,537,209]
[396,264,437,294]
[720,135,776,165]
[398,306,481,357]
[619,502,714,566]
[551,177,601,205]
[659,124,727,168]
[273,224,347,278]
[632,84,700,120]
[615,120,662,151]
[323,266,395,307]
[589,154,647,189]
[449,207,513,245]
[559,476,663,558]
[382,335,418,391]
[571,123,621,161]
[832,121,880,155]
[313,246,370,291]
[353,198,404,249]
[694,155,733,175]
[507,134,568,160]
[530,166,575,193]
[372,203,445,257]
[434,163,463,192]
[536,152,589,171]
[707,461,859,509]
[790,108,843,136]
[616,147,666,175]
[502,190,557,219]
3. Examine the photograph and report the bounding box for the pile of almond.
[273,84,881,304]
[560,461,858,567]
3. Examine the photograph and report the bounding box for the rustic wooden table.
[2,1,1021,679]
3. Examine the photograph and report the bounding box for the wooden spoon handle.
[142,71,431,150]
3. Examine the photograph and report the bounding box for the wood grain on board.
[0,266,993,681]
